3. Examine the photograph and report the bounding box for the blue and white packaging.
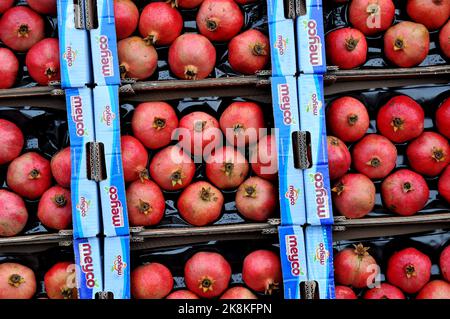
[269,20,297,76]
[74,237,104,299]
[271,76,306,225]
[65,87,101,238]
[93,85,129,237]
[266,0,291,23]
[104,236,131,299]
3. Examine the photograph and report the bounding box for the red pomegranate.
[219,101,265,147]
[381,169,429,216]
[0,48,18,89]
[440,245,450,282]
[126,180,165,227]
[436,97,450,139]
[44,262,77,299]
[27,0,57,16]
[220,286,257,299]
[250,135,278,181]
[169,33,216,80]
[439,165,450,203]
[131,263,174,299]
[376,95,424,143]
[149,146,196,191]
[326,96,370,143]
[131,102,179,150]
[406,132,450,176]
[327,136,351,180]
[334,244,379,288]
[121,136,149,183]
[349,0,395,35]
[0,119,23,165]
[51,147,71,188]
[114,0,139,40]
[7,152,52,200]
[440,20,450,59]
[384,21,430,67]
[166,290,199,299]
[0,6,45,52]
[332,173,376,219]
[118,36,158,80]
[184,252,231,298]
[205,146,249,189]
[26,38,61,85]
[0,263,36,299]
[178,181,224,226]
[352,134,397,179]
[334,286,357,299]
[37,186,72,230]
[0,189,28,237]
[242,250,281,295]
[326,28,367,69]
[407,0,450,31]
[417,280,450,299]
[363,283,405,299]
[228,29,270,75]
[0,0,13,14]
[175,0,204,9]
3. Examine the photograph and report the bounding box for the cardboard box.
[74,237,104,299]
[104,236,131,299]
[269,20,298,77]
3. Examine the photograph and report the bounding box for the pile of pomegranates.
[114,0,270,81]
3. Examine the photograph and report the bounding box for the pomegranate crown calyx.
[353,243,370,257]
[265,281,280,295]
[251,43,268,56]
[432,147,445,162]
[8,274,25,288]
[171,169,186,186]
[221,161,235,177]
[345,36,360,52]
[331,182,345,196]
[198,275,216,293]
[394,37,406,51]
[138,199,152,215]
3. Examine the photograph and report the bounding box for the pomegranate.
[178,181,223,226]
[327,136,351,180]
[219,101,265,147]
[406,132,450,176]
[121,136,149,183]
[439,165,450,203]
[50,147,71,188]
[126,180,165,227]
[0,189,28,237]
[349,0,395,35]
[44,262,77,299]
[175,0,204,9]
[332,173,376,219]
[0,119,23,165]
[7,152,52,200]
[334,286,357,299]
[352,134,397,179]
[131,102,179,150]
[228,29,270,75]
[440,20,450,59]
[166,290,199,299]
[436,97,450,139]
[417,280,450,299]
[326,28,367,69]
[0,6,45,52]
[0,0,13,15]
[196,0,244,42]
[169,33,216,80]
[242,250,281,295]
[376,95,424,143]
[386,247,431,294]
[334,244,379,288]
[114,0,139,40]
[131,263,174,299]
[184,251,231,298]
[220,286,257,299]
[205,146,249,189]
[27,0,57,16]
[118,36,158,80]
[235,176,276,222]
[326,96,369,143]
[139,2,183,46]
[0,48,18,89]
[250,135,278,181]
[406,0,450,31]
[0,263,36,299]
[26,38,60,85]
[440,245,450,282]
[149,146,196,191]
[363,283,405,299]
[384,22,430,67]
[37,186,72,230]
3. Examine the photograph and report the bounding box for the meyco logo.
[63,46,77,67]
[99,36,114,77]
[314,242,330,266]
[274,35,288,56]
[76,196,90,218]
[101,105,115,127]
[305,19,323,66]
[285,235,304,277]
[108,186,124,228]
[310,173,330,219]
[78,243,98,289]
[277,84,293,125]
[306,93,322,116]
[71,96,87,137]
[112,255,127,276]
[285,185,300,206]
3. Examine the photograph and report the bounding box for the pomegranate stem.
[252,43,267,56]
[54,194,67,207]
[8,274,25,287]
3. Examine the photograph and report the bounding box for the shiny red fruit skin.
[440,20,450,59]
[352,134,397,179]
[0,48,18,89]
[436,97,450,139]
[384,21,430,67]
[386,247,431,294]
[0,263,36,299]
[197,0,244,42]
[132,102,179,150]
[131,263,174,299]
[406,132,450,176]
[376,95,424,143]
[250,135,278,181]
[28,0,57,15]
[37,186,72,230]
[114,0,139,40]
[176,0,204,9]
[220,286,258,299]
[407,0,450,31]
[439,165,450,204]
[327,136,351,180]
[334,286,357,299]
[327,96,369,143]
[416,280,450,299]
[228,29,270,75]
[118,37,158,80]
[349,0,395,35]
[326,28,367,69]
[0,6,45,52]
[0,119,23,165]
[44,262,77,299]
[0,0,13,14]
[242,250,282,294]
[166,290,199,299]
[149,146,196,191]
[184,252,231,298]
[363,283,405,299]
[26,38,61,85]
[7,152,52,200]
[0,189,28,237]
[121,136,149,183]
[51,147,71,188]
[332,173,376,219]
[440,245,450,282]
